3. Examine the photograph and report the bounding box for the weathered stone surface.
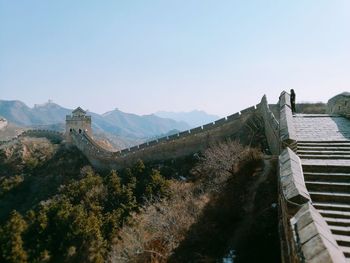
[157,137,168,143]
[168,133,179,140]
[279,148,310,204]
[190,126,203,134]
[259,95,280,155]
[294,115,350,141]
[179,130,190,137]
[138,142,148,149]
[279,92,297,146]
[290,203,346,263]
[280,91,292,108]
[120,148,129,154]
[327,92,350,116]
[66,108,92,143]
[240,105,256,114]
[214,117,227,125]
[147,140,158,146]
[130,145,139,152]
[227,112,240,121]
[203,122,215,130]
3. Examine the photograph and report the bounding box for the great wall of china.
[68,103,261,169]
[2,91,350,262]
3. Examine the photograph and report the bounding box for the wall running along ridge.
[70,104,260,170]
[259,95,280,155]
[0,129,64,146]
[9,91,345,262]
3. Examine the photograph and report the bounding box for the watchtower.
[65,107,92,142]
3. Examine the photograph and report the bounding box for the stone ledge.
[291,203,346,263]
[259,95,280,155]
[279,91,297,146]
[280,91,292,108]
[279,148,310,204]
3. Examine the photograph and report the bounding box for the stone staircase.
[297,141,350,260]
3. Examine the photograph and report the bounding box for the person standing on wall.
[290,89,296,114]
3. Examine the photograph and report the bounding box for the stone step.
[298,140,350,142]
[303,165,350,173]
[318,209,350,219]
[304,172,350,182]
[313,202,350,212]
[329,225,350,236]
[298,142,350,148]
[298,140,350,144]
[339,245,350,258]
[299,154,350,160]
[298,146,350,151]
[325,217,350,227]
[334,234,350,247]
[309,191,350,203]
[298,150,350,155]
[305,181,350,193]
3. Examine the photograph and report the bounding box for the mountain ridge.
[155,110,220,128]
[0,100,190,145]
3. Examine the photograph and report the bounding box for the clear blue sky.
[1,1,349,116]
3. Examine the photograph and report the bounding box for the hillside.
[0,134,279,263]
[0,100,190,146]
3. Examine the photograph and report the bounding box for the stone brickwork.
[327,92,350,117]
[67,91,348,263]
[278,147,310,263]
[69,105,260,170]
[0,129,64,146]
[65,107,92,142]
[279,91,297,151]
[279,148,310,204]
[21,130,64,142]
[259,95,280,154]
[291,203,346,263]
[276,90,348,263]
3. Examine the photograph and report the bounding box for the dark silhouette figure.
[290,89,296,114]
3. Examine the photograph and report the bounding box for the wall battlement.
[3,91,344,262]
[69,103,262,170]
[65,107,92,142]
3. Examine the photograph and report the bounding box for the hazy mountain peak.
[0,99,190,142]
[155,110,220,128]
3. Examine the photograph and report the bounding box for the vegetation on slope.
[111,141,280,263]
[0,137,170,263]
[0,133,279,263]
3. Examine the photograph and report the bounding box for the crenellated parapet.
[275,91,347,263]
[68,104,261,170]
[65,107,92,142]
[258,95,280,154]
[0,129,64,146]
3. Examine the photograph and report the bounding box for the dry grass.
[109,141,264,263]
[109,181,209,263]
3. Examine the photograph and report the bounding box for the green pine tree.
[0,211,28,263]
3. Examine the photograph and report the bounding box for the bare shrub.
[192,140,263,193]
[109,141,263,263]
[109,182,209,263]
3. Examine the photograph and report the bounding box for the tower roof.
[72,107,86,116]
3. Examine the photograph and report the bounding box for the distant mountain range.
[155,110,220,128]
[0,100,190,147]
